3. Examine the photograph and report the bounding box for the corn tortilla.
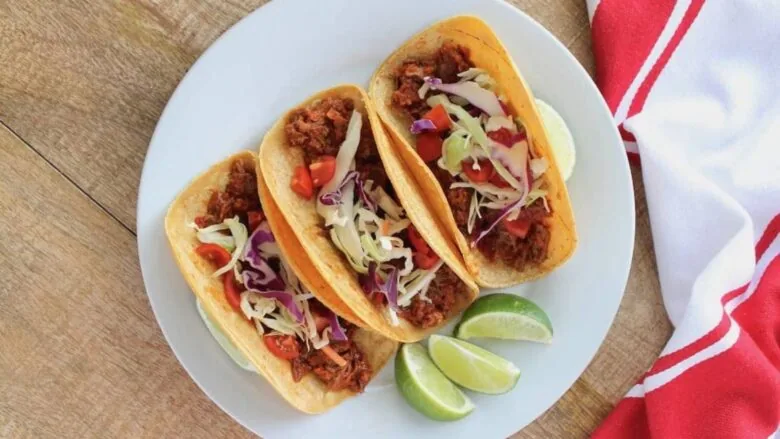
[164,151,397,414]
[258,85,478,343]
[368,15,578,287]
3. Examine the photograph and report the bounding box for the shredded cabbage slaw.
[192,217,344,350]
[312,110,444,326]
[416,71,551,243]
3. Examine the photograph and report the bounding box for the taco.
[164,151,397,414]
[368,15,577,288]
[258,85,478,343]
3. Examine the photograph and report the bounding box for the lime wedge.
[395,343,474,421]
[536,99,576,181]
[454,293,553,343]
[428,335,520,394]
[196,299,255,372]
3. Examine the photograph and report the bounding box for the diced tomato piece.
[247,210,264,232]
[222,273,244,314]
[195,243,231,268]
[416,132,443,162]
[290,165,314,199]
[487,127,513,146]
[407,225,440,269]
[503,217,532,238]
[414,249,440,270]
[309,155,336,187]
[489,171,510,188]
[461,160,494,183]
[407,225,432,253]
[422,104,451,132]
[263,335,301,360]
[196,244,245,315]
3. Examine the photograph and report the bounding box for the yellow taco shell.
[164,151,396,414]
[258,85,478,343]
[369,15,577,288]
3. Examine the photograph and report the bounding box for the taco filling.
[284,97,465,328]
[192,160,371,393]
[391,42,552,271]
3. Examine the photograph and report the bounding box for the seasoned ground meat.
[354,110,390,190]
[430,165,455,186]
[447,188,471,229]
[290,340,372,393]
[428,161,457,189]
[356,121,380,162]
[195,160,261,228]
[476,199,551,270]
[285,97,355,163]
[285,97,380,178]
[400,265,460,328]
[392,42,474,119]
[391,59,436,120]
[511,197,550,226]
[284,95,392,201]
[429,165,470,229]
[357,161,388,189]
[436,41,473,83]
[290,353,309,383]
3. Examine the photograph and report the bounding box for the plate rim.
[136,0,635,436]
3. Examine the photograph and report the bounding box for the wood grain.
[0,124,247,437]
[0,0,673,437]
[0,0,271,231]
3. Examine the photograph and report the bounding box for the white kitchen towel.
[585,1,780,437]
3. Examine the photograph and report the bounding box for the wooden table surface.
[0,1,672,437]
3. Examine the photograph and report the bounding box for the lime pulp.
[454,293,553,343]
[428,335,520,394]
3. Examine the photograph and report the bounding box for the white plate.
[137,0,634,437]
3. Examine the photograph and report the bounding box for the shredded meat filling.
[284,96,382,173]
[391,42,474,119]
[447,188,472,229]
[475,199,551,270]
[290,339,371,393]
[391,59,436,120]
[285,97,355,164]
[399,265,460,329]
[436,41,473,83]
[195,160,260,228]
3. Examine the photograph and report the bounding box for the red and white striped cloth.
[586,0,780,437]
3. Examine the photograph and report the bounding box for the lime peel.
[395,343,474,421]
